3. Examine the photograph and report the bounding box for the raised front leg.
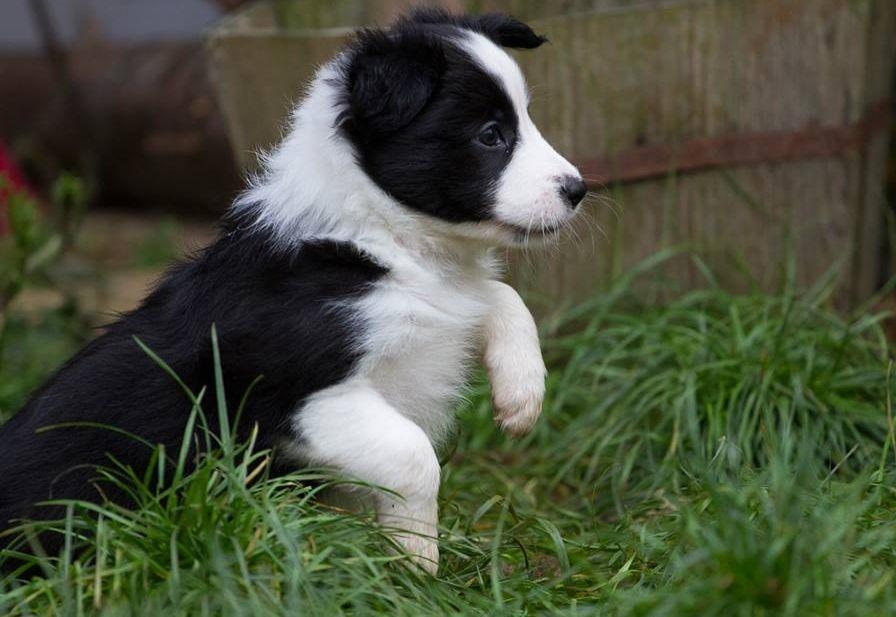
[293,384,440,574]
[482,280,546,436]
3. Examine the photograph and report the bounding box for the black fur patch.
[401,8,548,49]
[0,216,386,556]
[339,11,545,223]
[340,27,447,141]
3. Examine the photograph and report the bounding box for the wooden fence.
[209,0,896,307]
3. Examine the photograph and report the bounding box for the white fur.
[240,34,571,574]
[294,384,441,574]
[462,33,582,233]
[352,256,494,447]
[482,280,546,436]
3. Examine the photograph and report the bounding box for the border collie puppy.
[0,9,585,574]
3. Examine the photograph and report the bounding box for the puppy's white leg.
[483,280,546,436]
[294,384,440,574]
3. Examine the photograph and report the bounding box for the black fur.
[339,10,546,223]
[0,216,386,556]
[341,27,448,142]
[401,7,548,49]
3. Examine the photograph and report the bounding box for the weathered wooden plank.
[501,0,893,304]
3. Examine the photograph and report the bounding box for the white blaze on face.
[462,33,582,235]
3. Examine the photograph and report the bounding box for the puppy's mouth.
[499,222,564,240]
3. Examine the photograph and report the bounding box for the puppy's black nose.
[559,175,587,209]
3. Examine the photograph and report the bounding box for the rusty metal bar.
[577,100,891,186]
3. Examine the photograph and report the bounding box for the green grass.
[1,254,895,615]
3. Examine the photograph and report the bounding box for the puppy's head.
[337,9,585,245]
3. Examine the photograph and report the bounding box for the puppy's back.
[0,223,387,555]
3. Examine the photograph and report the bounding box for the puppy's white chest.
[355,273,490,445]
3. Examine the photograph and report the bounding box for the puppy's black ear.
[406,8,547,50]
[468,13,548,49]
[341,28,446,141]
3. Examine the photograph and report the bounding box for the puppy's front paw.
[487,348,546,436]
[482,280,547,437]
[397,531,440,576]
[379,500,440,576]
[492,376,545,436]
[382,515,440,575]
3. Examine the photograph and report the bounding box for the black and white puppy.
[0,9,585,574]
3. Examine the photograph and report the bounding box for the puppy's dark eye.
[477,124,504,148]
